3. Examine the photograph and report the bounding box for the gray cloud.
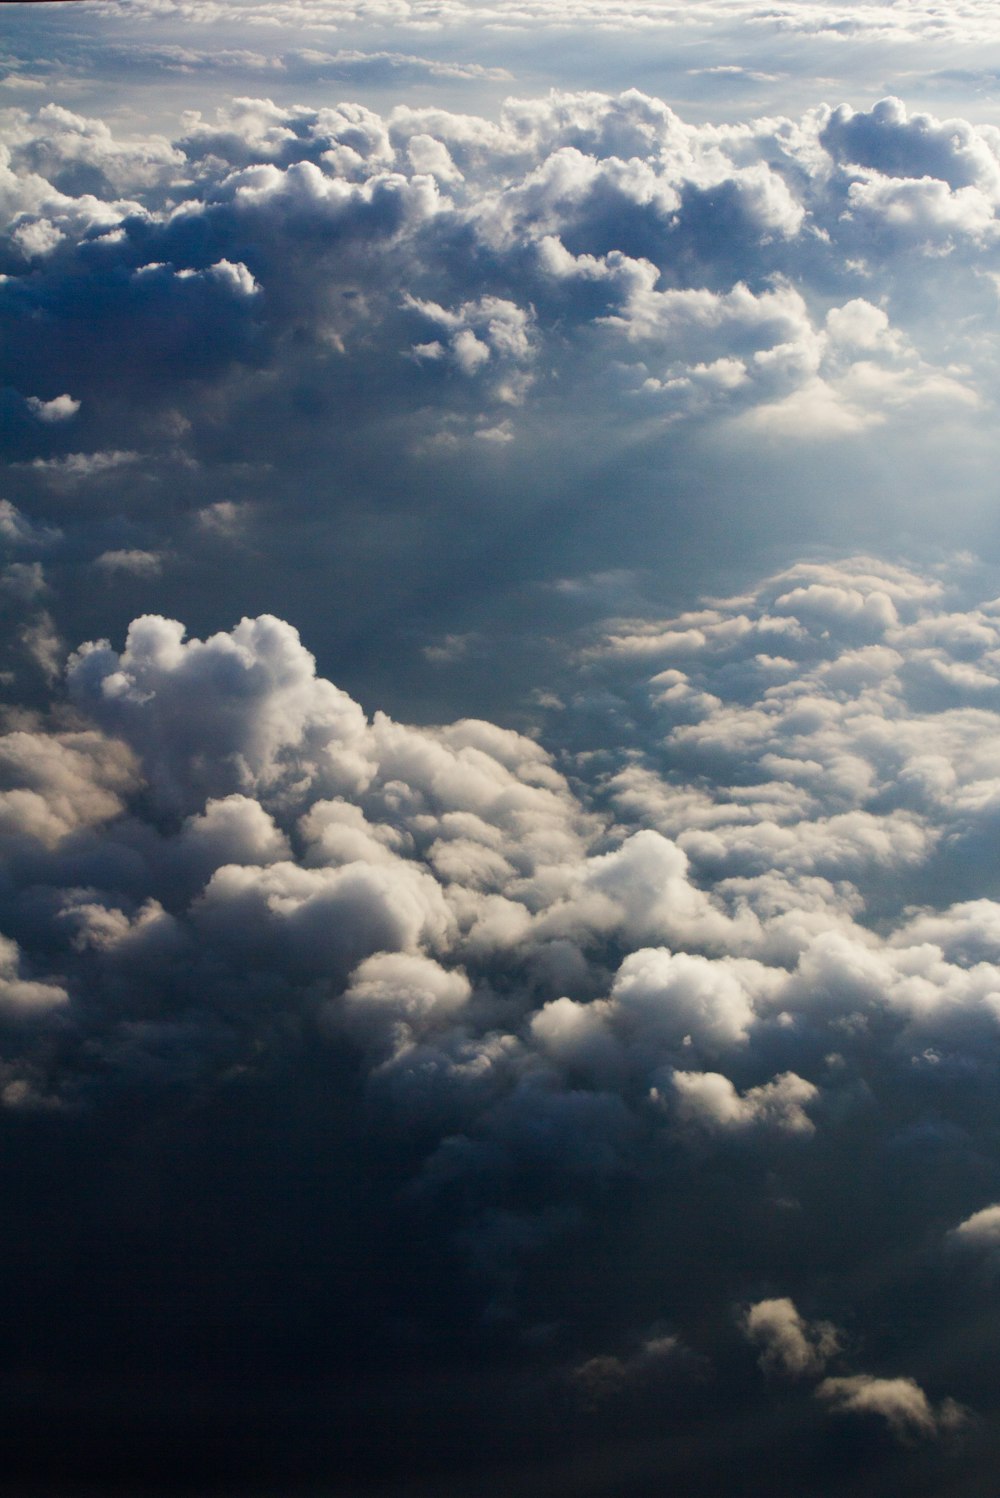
[742,1296,840,1377]
[817,1374,968,1442]
[949,1201,1000,1250]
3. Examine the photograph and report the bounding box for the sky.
[7,2,1000,1495]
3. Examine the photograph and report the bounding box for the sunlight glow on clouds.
[6,2,1000,1492]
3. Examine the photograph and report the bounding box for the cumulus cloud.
[816,1374,967,1441]
[0,546,995,1492]
[0,723,137,846]
[67,613,373,810]
[742,1297,840,1376]
[6,24,1000,1491]
[340,950,471,1052]
[670,1068,818,1133]
[949,1202,1000,1250]
[1,85,997,484]
[25,393,79,422]
[0,933,67,1017]
[13,555,1000,1125]
[4,555,999,1163]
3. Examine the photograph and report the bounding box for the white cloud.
[340,950,471,1052]
[25,394,80,422]
[669,1068,818,1133]
[949,1202,1000,1250]
[5,48,1000,1474]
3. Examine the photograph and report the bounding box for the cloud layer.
[6,20,1000,1493]
[0,554,996,1490]
[5,86,1000,742]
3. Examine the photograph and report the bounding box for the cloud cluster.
[0,559,998,1082]
[7,59,1000,1494]
[742,1295,967,1445]
[5,85,1000,772]
[2,555,1000,1221]
[3,88,997,465]
[0,552,996,1489]
[4,87,1000,741]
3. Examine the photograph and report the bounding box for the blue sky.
[5,4,1000,1495]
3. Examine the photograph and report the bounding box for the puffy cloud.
[194,854,455,979]
[0,723,138,846]
[340,950,471,1052]
[742,1297,840,1376]
[949,1202,1000,1250]
[0,557,994,1493]
[669,1068,818,1133]
[3,101,183,196]
[6,37,1000,1492]
[405,292,535,396]
[25,393,79,422]
[0,933,67,1017]
[608,944,761,1046]
[1,85,996,482]
[177,792,290,870]
[820,98,1000,196]
[591,559,1000,912]
[816,1374,967,1441]
[67,613,373,811]
[24,557,1000,1104]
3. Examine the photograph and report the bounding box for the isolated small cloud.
[949,1203,1000,1250]
[27,450,140,480]
[816,1374,967,1442]
[742,1297,840,1377]
[26,394,80,422]
[95,549,164,576]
